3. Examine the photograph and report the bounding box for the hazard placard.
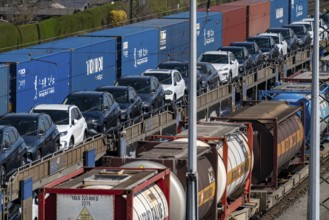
[57,194,114,220]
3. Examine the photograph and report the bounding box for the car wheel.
[0,166,6,186]
[36,150,42,160]
[69,138,74,148]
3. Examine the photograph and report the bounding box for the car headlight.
[165,90,173,95]
[60,131,68,137]
[87,119,98,124]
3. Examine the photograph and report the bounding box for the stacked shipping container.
[0,64,9,115]
[0,49,70,112]
[29,36,117,92]
[198,5,247,46]
[83,26,159,78]
[164,12,223,57]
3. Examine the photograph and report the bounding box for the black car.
[96,86,142,122]
[0,113,60,161]
[0,125,28,185]
[116,76,165,115]
[230,41,264,67]
[218,46,253,73]
[282,24,312,48]
[63,91,121,134]
[157,60,204,95]
[247,36,280,61]
[266,27,299,53]
[197,62,220,90]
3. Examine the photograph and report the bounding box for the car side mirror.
[103,105,109,111]
[72,119,78,125]
[230,60,234,64]
[38,130,45,137]
[151,89,156,95]
[1,143,9,151]
[130,98,135,103]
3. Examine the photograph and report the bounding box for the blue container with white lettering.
[0,64,9,115]
[0,48,70,112]
[289,0,308,23]
[129,18,190,63]
[30,36,117,91]
[83,26,159,77]
[164,12,223,58]
[270,0,289,27]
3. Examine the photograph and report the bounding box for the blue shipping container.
[270,0,289,27]
[0,48,70,112]
[289,0,308,23]
[30,36,117,91]
[0,64,9,115]
[129,19,190,63]
[164,12,223,58]
[83,26,159,77]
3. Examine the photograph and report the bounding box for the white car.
[292,20,326,44]
[258,32,288,57]
[198,50,239,83]
[31,104,88,149]
[142,69,186,102]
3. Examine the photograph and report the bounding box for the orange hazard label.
[77,207,94,220]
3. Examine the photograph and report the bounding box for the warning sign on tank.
[57,194,114,219]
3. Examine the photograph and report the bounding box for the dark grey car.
[116,76,165,116]
[230,41,264,67]
[282,24,312,48]
[218,46,254,73]
[247,36,280,61]
[63,91,121,135]
[0,113,60,161]
[0,125,28,185]
[266,27,299,52]
[197,62,220,90]
[96,86,142,123]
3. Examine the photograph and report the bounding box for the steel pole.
[307,0,320,219]
[186,0,198,219]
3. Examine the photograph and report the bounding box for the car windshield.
[143,73,172,85]
[250,38,270,48]
[289,26,304,35]
[106,89,128,103]
[238,44,255,54]
[158,63,188,77]
[199,54,228,64]
[223,48,244,59]
[270,35,279,44]
[304,23,312,31]
[118,79,151,94]
[0,117,37,136]
[270,29,289,39]
[32,109,69,125]
[64,96,102,112]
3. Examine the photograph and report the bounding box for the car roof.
[70,91,105,96]
[32,104,76,111]
[144,69,174,74]
[259,32,281,37]
[1,113,42,119]
[291,21,310,25]
[159,60,188,65]
[220,46,244,50]
[267,27,290,31]
[119,75,153,80]
[203,50,230,55]
[97,85,131,91]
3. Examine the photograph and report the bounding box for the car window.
[104,95,111,107]
[151,78,157,90]
[229,53,235,61]
[3,131,10,148]
[71,108,77,120]
[73,108,82,120]
[32,109,69,125]
[199,54,228,64]
[175,72,181,81]
[42,115,51,131]
[131,88,137,98]
[8,128,17,145]
[143,72,172,85]
[38,117,46,132]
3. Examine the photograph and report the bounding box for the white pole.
[186,0,198,219]
[307,0,320,219]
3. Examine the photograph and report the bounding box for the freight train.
[0,0,327,219]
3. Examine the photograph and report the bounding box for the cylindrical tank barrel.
[251,115,304,183]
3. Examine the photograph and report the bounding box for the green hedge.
[18,23,39,48]
[38,18,59,41]
[0,23,21,52]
